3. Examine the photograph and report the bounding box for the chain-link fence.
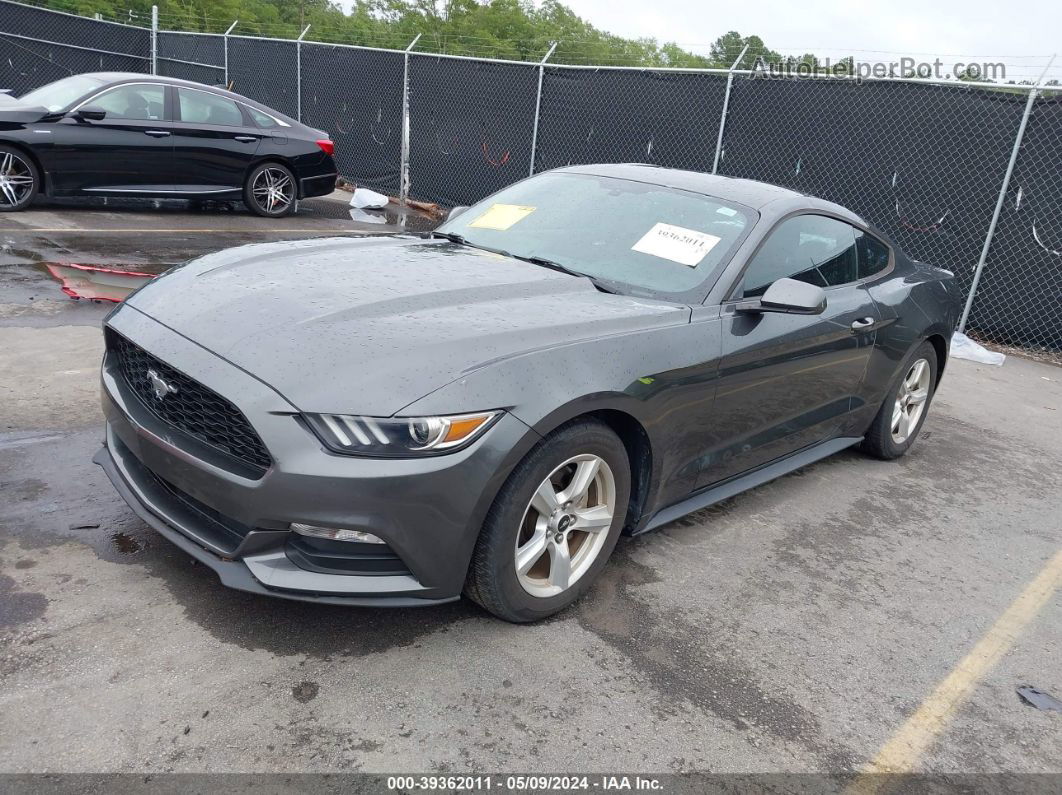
[0,1,148,95]
[408,54,540,206]
[536,67,729,174]
[965,95,1062,352]
[0,0,1059,352]
[156,30,223,85]
[717,78,1028,316]
[300,42,404,196]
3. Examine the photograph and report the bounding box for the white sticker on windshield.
[716,206,738,217]
[631,223,721,267]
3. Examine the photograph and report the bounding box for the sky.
[557,0,1059,83]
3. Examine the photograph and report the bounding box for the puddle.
[110,532,143,555]
[33,262,162,302]
[19,193,440,233]
[0,244,45,264]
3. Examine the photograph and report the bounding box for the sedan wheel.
[515,454,616,598]
[0,149,38,211]
[245,163,296,217]
[891,357,931,444]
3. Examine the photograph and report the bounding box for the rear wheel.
[0,146,39,212]
[862,340,938,459]
[465,419,630,623]
[244,162,296,217]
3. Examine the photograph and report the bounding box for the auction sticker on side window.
[632,222,721,267]
[468,203,536,230]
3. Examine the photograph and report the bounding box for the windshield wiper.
[430,235,619,294]
[512,255,620,294]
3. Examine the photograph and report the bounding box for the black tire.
[0,145,39,212]
[861,340,938,460]
[465,419,631,623]
[243,162,297,218]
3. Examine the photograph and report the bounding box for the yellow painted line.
[850,547,1062,793]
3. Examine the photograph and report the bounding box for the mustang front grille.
[108,331,272,475]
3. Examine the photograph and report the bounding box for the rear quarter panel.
[854,255,959,430]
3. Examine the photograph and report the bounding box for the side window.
[857,231,891,279]
[741,215,858,298]
[246,106,281,129]
[178,88,244,127]
[91,84,165,121]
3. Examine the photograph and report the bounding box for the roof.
[559,163,805,209]
[559,163,868,228]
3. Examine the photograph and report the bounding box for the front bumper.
[95,306,536,606]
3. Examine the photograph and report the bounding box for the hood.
[126,236,690,415]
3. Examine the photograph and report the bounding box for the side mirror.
[71,105,107,121]
[447,205,469,221]
[736,277,827,315]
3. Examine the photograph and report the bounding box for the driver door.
[45,82,176,194]
[698,214,880,488]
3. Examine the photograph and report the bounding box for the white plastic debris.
[950,331,1006,366]
[349,188,389,209]
[348,208,387,225]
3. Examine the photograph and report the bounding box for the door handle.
[144,130,171,137]
[234,135,258,143]
[850,317,876,332]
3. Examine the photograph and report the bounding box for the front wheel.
[0,146,39,212]
[244,162,297,218]
[465,419,631,623]
[862,340,938,460]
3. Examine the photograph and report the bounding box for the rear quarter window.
[858,231,892,278]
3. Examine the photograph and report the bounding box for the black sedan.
[0,72,337,217]
[95,165,961,622]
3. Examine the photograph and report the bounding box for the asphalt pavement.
[0,203,1059,780]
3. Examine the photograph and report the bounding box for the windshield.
[20,75,107,112]
[437,172,754,299]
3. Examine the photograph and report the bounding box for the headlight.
[303,411,500,457]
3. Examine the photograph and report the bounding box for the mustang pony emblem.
[146,369,178,400]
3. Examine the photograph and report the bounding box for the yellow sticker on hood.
[468,203,537,230]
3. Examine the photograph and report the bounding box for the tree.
[709,32,781,69]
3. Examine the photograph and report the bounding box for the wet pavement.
[0,190,439,327]
[0,212,1059,776]
[0,191,438,266]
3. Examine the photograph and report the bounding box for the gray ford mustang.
[95,164,960,622]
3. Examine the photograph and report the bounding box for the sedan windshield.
[19,75,107,112]
[437,172,754,299]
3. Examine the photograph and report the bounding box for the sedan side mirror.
[71,105,107,121]
[447,205,469,221]
[736,277,827,315]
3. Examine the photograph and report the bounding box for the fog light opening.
[289,523,385,544]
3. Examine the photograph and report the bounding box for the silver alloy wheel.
[0,152,35,208]
[515,454,617,598]
[251,167,294,214]
[891,357,931,444]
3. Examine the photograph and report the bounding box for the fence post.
[399,33,421,206]
[528,42,557,177]
[711,43,748,175]
[223,20,238,89]
[150,5,157,75]
[959,54,1056,333]
[296,25,310,122]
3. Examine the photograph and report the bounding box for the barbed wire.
[3,0,1056,80]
